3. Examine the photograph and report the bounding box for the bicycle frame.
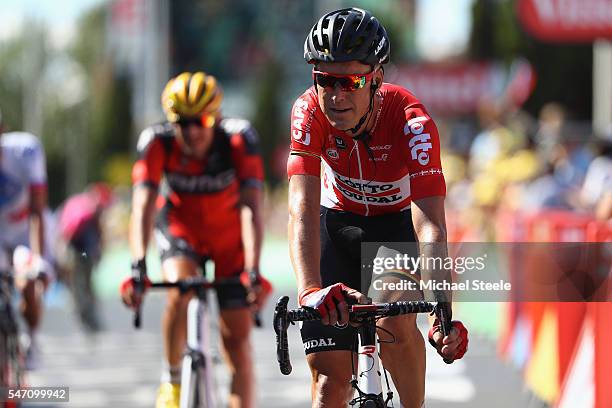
[274,297,451,408]
[352,323,387,407]
[179,286,217,408]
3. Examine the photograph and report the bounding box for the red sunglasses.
[176,114,216,128]
[312,70,376,92]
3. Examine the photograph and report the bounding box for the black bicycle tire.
[195,357,214,408]
[0,330,7,388]
[0,329,23,408]
[192,368,199,408]
[182,352,214,408]
[0,307,23,384]
[180,354,197,408]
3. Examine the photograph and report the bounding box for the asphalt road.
[22,285,534,408]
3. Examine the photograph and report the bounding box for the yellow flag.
[525,305,559,403]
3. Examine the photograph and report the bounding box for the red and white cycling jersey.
[287,83,446,216]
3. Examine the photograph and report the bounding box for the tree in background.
[469,0,592,120]
[251,57,286,188]
[0,33,26,131]
[0,5,134,207]
[71,6,133,188]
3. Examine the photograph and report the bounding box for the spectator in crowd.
[580,131,612,221]
[57,183,114,332]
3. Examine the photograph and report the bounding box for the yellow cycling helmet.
[161,71,223,123]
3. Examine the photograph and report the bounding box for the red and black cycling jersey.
[287,83,446,216]
[132,118,264,276]
[132,118,264,269]
[131,117,263,282]
[133,118,264,194]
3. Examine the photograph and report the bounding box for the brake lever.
[248,271,263,328]
[435,302,454,364]
[274,296,292,375]
[132,268,146,329]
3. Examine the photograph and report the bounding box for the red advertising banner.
[392,60,536,116]
[517,0,612,42]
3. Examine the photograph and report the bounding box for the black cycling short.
[300,206,418,355]
[154,225,248,311]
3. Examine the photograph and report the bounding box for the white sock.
[161,361,182,384]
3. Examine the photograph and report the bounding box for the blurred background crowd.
[0,0,610,406]
[0,0,609,236]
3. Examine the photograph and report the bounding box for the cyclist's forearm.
[288,175,322,292]
[241,207,263,270]
[129,212,153,261]
[29,210,45,257]
[418,228,452,306]
[289,211,321,292]
[288,190,321,292]
[412,197,452,306]
[29,188,47,257]
[129,189,156,262]
[240,187,264,271]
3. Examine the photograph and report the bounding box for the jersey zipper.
[353,139,369,216]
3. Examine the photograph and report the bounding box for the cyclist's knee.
[307,352,352,405]
[162,256,199,281]
[380,320,424,372]
[222,333,249,349]
[165,289,192,310]
[312,373,352,406]
[379,314,417,337]
[20,279,43,301]
[162,256,199,308]
[220,309,252,346]
[220,321,252,372]
[221,335,251,367]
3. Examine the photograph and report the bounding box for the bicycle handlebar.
[132,277,263,328]
[148,277,219,291]
[273,296,451,375]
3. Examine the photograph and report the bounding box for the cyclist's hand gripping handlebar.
[430,303,469,364]
[241,268,274,328]
[245,269,263,328]
[435,302,454,364]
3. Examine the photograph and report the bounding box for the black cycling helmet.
[304,7,390,66]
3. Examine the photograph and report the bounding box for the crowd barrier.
[491,210,611,407]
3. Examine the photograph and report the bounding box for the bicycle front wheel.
[180,351,217,408]
[0,328,24,408]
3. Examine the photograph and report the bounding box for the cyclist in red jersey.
[120,72,271,408]
[287,8,469,407]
